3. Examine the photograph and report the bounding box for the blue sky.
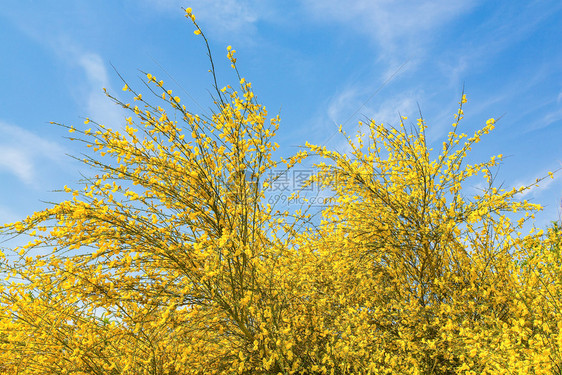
[0,0,561,231]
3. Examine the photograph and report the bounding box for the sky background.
[0,0,561,232]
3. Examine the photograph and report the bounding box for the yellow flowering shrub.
[1,7,561,375]
[299,112,562,374]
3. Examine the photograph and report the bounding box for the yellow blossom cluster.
[1,8,561,375]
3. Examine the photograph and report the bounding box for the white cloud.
[326,85,421,128]
[301,0,478,63]
[369,94,420,127]
[540,108,562,129]
[0,10,125,131]
[0,148,34,185]
[141,0,265,38]
[0,205,20,226]
[79,53,110,87]
[32,33,125,130]
[31,36,125,130]
[512,168,562,199]
[327,87,361,126]
[0,121,67,186]
[76,53,124,129]
[318,86,422,156]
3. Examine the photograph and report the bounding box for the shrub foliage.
[1,8,561,375]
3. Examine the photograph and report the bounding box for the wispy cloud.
[0,8,125,131]
[43,39,126,130]
[0,121,67,187]
[326,87,361,127]
[326,85,422,130]
[512,170,562,230]
[512,167,562,200]
[140,0,266,39]
[76,52,124,129]
[36,33,125,130]
[369,94,420,127]
[0,204,20,226]
[540,108,562,130]
[301,0,477,64]
[316,85,422,156]
[0,148,34,185]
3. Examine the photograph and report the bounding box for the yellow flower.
[194,29,201,35]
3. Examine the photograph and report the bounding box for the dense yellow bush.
[1,8,561,375]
